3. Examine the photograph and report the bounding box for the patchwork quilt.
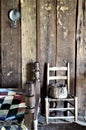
[0,89,26,130]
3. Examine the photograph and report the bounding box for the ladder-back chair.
[45,62,78,124]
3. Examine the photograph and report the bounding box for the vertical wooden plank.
[21,0,36,88]
[76,0,86,118]
[0,0,1,86]
[37,0,57,85]
[56,0,77,95]
[1,0,21,88]
[37,0,57,110]
[37,0,57,114]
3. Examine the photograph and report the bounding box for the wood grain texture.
[0,0,86,119]
[37,0,57,114]
[76,0,86,116]
[37,0,57,86]
[0,0,1,86]
[21,0,36,88]
[1,0,21,88]
[56,0,77,95]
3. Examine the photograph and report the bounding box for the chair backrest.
[47,62,70,96]
[0,89,26,122]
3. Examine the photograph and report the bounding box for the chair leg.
[45,97,49,124]
[33,119,38,130]
[74,97,78,122]
[67,102,70,117]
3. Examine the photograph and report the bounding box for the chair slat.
[48,98,74,101]
[49,76,67,80]
[49,108,74,111]
[49,67,67,71]
[48,116,74,119]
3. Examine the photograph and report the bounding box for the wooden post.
[45,97,49,124]
[74,97,78,122]
[67,62,70,96]
[67,102,70,117]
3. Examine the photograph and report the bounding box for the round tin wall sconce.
[9,9,20,28]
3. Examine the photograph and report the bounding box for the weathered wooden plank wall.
[36,0,57,113]
[56,0,76,95]
[0,0,86,117]
[21,0,36,88]
[0,0,21,88]
[76,0,86,118]
[37,0,57,83]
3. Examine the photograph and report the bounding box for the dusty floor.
[24,113,86,130]
[38,123,86,130]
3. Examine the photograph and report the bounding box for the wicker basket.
[49,85,68,99]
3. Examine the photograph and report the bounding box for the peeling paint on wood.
[45,6,52,11]
[56,0,77,95]
[37,0,57,83]
[76,0,86,116]
[37,0,57,114]
[60,6,69,12]
[21,0,36,88]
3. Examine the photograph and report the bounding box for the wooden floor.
[38,123,86,130]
